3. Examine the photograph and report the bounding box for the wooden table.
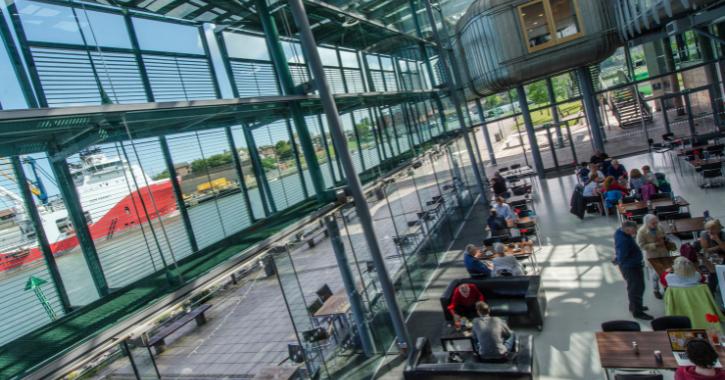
[648,254,716,277]
[252,365,301,380]
[485,216,536,231]
[616,196,689,215]
[684,156,725,169]
[662,217,706,235]
[597,331,725,377]
[476,241,534,258]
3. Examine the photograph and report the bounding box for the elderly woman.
[701,219,725,255]
[660,256,706,289]
[491,243,525,277]
[638,214,670,299]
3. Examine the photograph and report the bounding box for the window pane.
[339,50,359,68]
[224,33,270,60]
[77,10,132,49]
[318,47,339,67]
[366,54,380,70]
[521,2,552,48]
[549,0,581,39]
[17,0,84,45]
[282,41,305,64]
[132,17,204,55]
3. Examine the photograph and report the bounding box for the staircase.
[609,87,653,128]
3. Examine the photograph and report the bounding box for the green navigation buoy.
[25,276,57,321]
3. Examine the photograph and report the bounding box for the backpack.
[680,243,698,262]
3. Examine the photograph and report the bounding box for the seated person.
[602,176,628,193]
[487,209,508,232]
[472,301,516,361]
[588,164,605,183]
[660,256,706,289]
[492,243,525,276]
[583,174,601,197]
[701,219,725,255]
[590,149,609,165]
[607,159,627,180]
[491,173,508,196]
[629,169,650,193]
[464,244,493,276]
[642,165,658,184]
[493,197,515,220]
[446,283,484,322]
[578,162,591,180]
[674,338,725,380]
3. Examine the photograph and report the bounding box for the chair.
[516,210,530,218]
[509,199,528,208]
[621,196,637,204]
[654,204,680,220]
[498,167,510,173]
[662,133,675,141]
[614,375,663,380]
[650,316,692,331]
[467,269,488,278]
[316,284,333,303]
[666,212,699,241]
[491,229,510,238]
[288,343,305,363]
[649,193,671,200]
[484,237,502,246]
[700,162,723,190]
[511,164,521,170]
[601,320,641,332]
[626,207,650,224]
[706,145,725,158]
[308,299,323,316]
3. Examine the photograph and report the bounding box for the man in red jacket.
[447,283,484,321]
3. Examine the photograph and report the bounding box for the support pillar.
[660,98,672,133]
[325,215,376,357]
[577,67,605,152]
[0,8,38,108]
[546,78,564,146]
[624,46,649,144]
[256,0,331,203]
[242,122,276,215]
[286,0,412,354]
[49,157,108,297]
[123,11,154,102]
[159,137,199,252]
[516,86,546,179]
[422,0,487,199]
[11,156,72,312]
[662,37,685,115]
[475,99,497,165]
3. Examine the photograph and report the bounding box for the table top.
[422,201,443,214]
[252,365,301,380]
[596,331,725,370]
[477,241,534,258]
[485,216,535,231]
[648,254,716,277]
[617,196,689,214]
[500,167,536,178]
[504,194,533,205]
[684,156,725,168]
[662,217,706,235]
[314,293,351,317]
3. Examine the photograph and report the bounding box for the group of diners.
[490,166,533,199]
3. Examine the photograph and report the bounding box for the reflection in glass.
[549,0,581,39]
[521,2,552,48]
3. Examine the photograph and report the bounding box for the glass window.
[318,47,339,67]
[132,17,204,55]
[339,50,359,68]
[77,10,132,49]
[518,0,583,53]
[17,0,84,45]
[366,54,380,70]
[224,33,270,61]
[281,41,305,64]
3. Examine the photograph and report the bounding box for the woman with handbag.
[638,214,675,299]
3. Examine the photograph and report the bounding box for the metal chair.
[649,193,671,200]
[700,162,723,190]
[511,164,521,170]
[626,207,650,224]
[498,167,510,173]
[601,320,641,332]
[666,212,699,242]
[483,237,503,246]
[654,204,680,220]
[621,196,637,204]
[650,316,691,331]
[316,284,333,303]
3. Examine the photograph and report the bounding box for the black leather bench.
[148,304,212,354]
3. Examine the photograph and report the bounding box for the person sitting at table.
[583,174,601,197]
[493,197,515,220]
[588,164,605,183]
[487,209,508,232]
[607,159,627,180]
[446,283,484,322]
[629,169,650,192]
[491,173,508,197]
[603,175,628,193]
[464,244,493,276]
[674,338,725,380]
[642,165,658,184]
[660,256,707,289]
[492,243,525,277]
[701,219,725,255]
[638,214,670,299]
[472,301,515,361]
[590,149,609,165]
[578,162,591,181]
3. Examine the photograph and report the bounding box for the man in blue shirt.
[607,159,627,180]
[493,197,514,220]
[464,244,493,276]
[612,220,652,320]
[487,209,508,232]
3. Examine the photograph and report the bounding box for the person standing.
[637,214,670,299]
[613,220,653,320]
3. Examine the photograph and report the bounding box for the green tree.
[274,140,293,161]
[207,154,233,168]
[355,123,371,140]
[485,94,501,108]
[191,158,209,173]
[261,157,277,172]
[153,170,170,180]
[527,81,548,105]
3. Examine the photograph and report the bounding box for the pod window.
[518,0,584,53]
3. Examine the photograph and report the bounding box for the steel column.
[197,26,222,100]
[422,0,487,197]
[286,0,412,354]
[660,98,672,133]
[11,156,72,312]
[0,7,38,108]
[285,119,310,198]
[475,99,497,165]
[49,157,108,297]
[256,0,331,202]
[325,215,376,357]
[157,137,198,254]
[546,78,564,146]
[685,93,696,134]
[123,11,154,102]
[7,2,48,107]
[516,86,546,178]
[224,127,257,222]
[242,122,276,215]
[577,67,605,152]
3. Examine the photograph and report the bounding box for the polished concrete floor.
[376,151,725,380]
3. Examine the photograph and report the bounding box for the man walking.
[612,220,652,320]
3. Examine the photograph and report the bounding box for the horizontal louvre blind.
[324,68,345,94]
[143,55,217,102]
[384,72,398,91]
[371,71,385,92]
[289,65,310,87]
[231,61,280,98]
[343,69,365,92]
